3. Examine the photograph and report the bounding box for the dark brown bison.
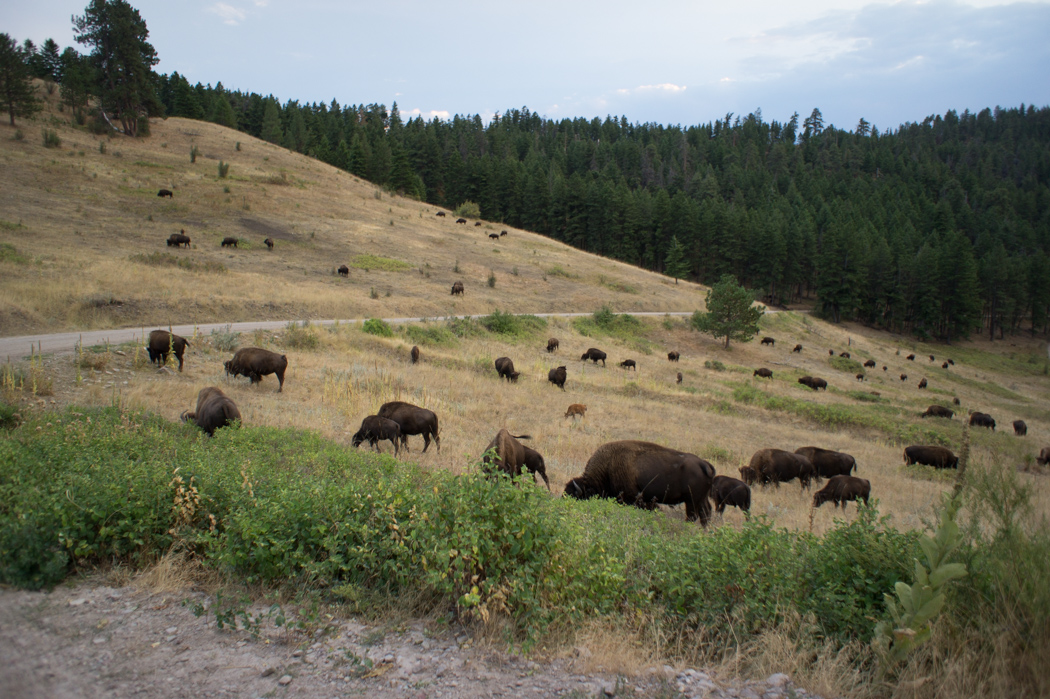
[500,231,507,237]
[794,447,857,479]
[1013,420,1027,436]
[676,372,683,384]
[883,366,888,371]
[947,359,955,365]
[900,374,908,382]
[351,415,402,456]
[264,238,274,250]
[410,345,420,364]
[147,329,190,371]
[864,359,876,368]
[1037,447,1050,466]
[489,233,499,240]
[451,281,464,296]
[907,354,916,361]
[620,359,637,371]
[436,211,446,217]
[748,448,815,491]
[839,352,851,358]
[828,349,835,356]
[564,440,715,525]
[224,347,288,392]
[761,337,775,346]
[904,445,959,469]
[157,188,173,198]
[221,237,238,248]
[481,429,549,490]
[522,446,550,490]
[792,344,803,353]
[855,373,865,381]
[970,412,996,430]
[753,368,773,379]
[548,365,567,390]
[565,403,586,419]
[494,356,520,382]
[918,378,928,389]
[581,348,607,366]
[798,376,827,391]
[711,475,750,514]
[922,405,954,419]
[942,361,949,369]
[166,230,191,248]
[929,354,935,361]
[475,222,482,227]
[667,351,680,362]
[455,218,467,224]
[738,465,758,486]
[338,265,349,277]
[547,337,559,353]
[813,476,871,510]
[181,387,240,436]
[953,397,961,405]
[377,401,440,453]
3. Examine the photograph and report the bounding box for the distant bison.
[147,329,189,372]
[667,351,680,362]
[481,429,549,490]
[798,376,827,391]
[410,345,420,364]
[947,359,955,365]
[970,412,996,431]
[794,446,857,479]
[904,445,958,469]
[264,238,274,250]
[166,230,191,248]
[221,237,238,248]
[1013,420,1027,436]
[1038,447,1050,466]
[738,465,758,486]
[918,378,928,389]
[953,397,961,405]
[855,373,865,381]
[494,356,520,382]
[338,265,349,277]
[761,337,775,346]
[839,352,851,358]
[548,365,567,390]
[813,476,870,511]
[435,211,446,217]
[929,355,935,361]
[620,359,637,371]
[922,405,954,419]
[224,347,288,392]
[864,359,876,368]
[475,222,482,227]
[828,349,834,356]
[753,368,773,379]
[181,387,240,436]
[792,344,803,353]
[377,401,440,453]
[676,372,683,384]
[351,415,402,456]
[489,233,499,240]
[451,281,464,296]
[907,354,916,361]
[157,188,173,198]
[581,348,607,366]
[749,448,815,491]
[547,337,560,353]
[942,361,949,369]
[565,403,587,419]
[900,374,908,382]
[564,440,715,525]
[456,218,467,224]
[500,231,507,237]
[711,475,751,514]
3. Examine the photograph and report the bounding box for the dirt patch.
[239,217,296,242]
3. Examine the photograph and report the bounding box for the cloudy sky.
[4,0,1049,132]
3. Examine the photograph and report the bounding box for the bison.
[792,344,803,353]
[676,372,683,384]
[564,440,715,525]
[942,361,949,369]
[907,354,916,361]
[953,397,961,405]
[855,373,865,381]
[548,365,567,390]
[500,231,507,237]
[338,265,349,277]
[813,476,871,510]
[565,403,586,419]
[451,281,464,296]
[748,448,815,491]
[761,337,775,346]
[157,188,173,198]
[1037,447,1050,466]
[620,359,637,371]
[581,348,607,366]
[455,218,467,224]
[839,352,851,358]
[489,233,499,240]
[547,337,560,353]
[351,415,402,456]
[264,238,274,250]
[475,222,482,227]
[918,378,928,389]
[864,359,876,368]
[828,349,835,356]
[794,447,857,479]
[798,376,827,391]
[181,387,240,436]
[711,475,751,514]
[410,345,420,364]
[221,237,238,248]
[922,405,954,419]
[481,429,549,490]
[970,412,996,431]
[738,465,758,486]
[494,356,521,382]
[522,446,550,490]
[377,401,440,453]
[904,445,959,469]
[667,351,680,362]
[224,347,288,392]
[436,211,446,217]
[900,374,908,382]
[147,329,190,372]
[1013,420,1027,436]
[947,359,955,365]
[753,368,773,379]
[166,230,191,248]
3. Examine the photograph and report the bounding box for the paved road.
[0,312,703,361]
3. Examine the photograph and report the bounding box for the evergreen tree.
[259,97,282,144]
[664,235,690,284]
[210,93,237,128]
[59,47,92,122]
[39,39,62,81]
[0,34,41,126]
[691,274,764,349]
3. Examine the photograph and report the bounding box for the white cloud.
[253,0,268,5]
[209,3,247,25]
[619,83,688,96]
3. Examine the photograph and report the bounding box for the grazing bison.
[813,476,871,510]
[864,359,876,368]
[947,359,955,365]
[793,344,803,353]
[883,366,888,371]
[620,359,637,371]
[565,403,587,419]
[922,405,954,419]
[676,372,683,384]
[451,281,464,296]
[918,378,928,389]
[221,237,238,248]
[338,265,349,277]
[564,440,715,525]
[953,397,961,405]
[794,447,857,479]
[1013,420,1027,436]
[147,329,190,371]
[377,401,440,453]
[904,445,959,469]
[500,231,507,237]
[436,211,446,217]
[738,466,758,486]
[942,361,949,369]
[798,376,827,391]
[855,373,865,381]
[224,347,288,392]
[753,368,773,379]
[900,374,908,382]
[456,218,467,224]
[970,412,996,431]
[548,365,567,390]
[581,348,607,366]
[166,230,191,248]
[711,475,751,514]
[828,349,835,356]
[748,448,815,491]
[494,356,521,382]
[351,415,402,456]
[547,337,560,353]
[839,352,851,358]
[1037,447,1050,466]
[157,188,173,198]
[181,387,240,436]
[481,429,549,490]
[475,222,482,227]
[929,355,936,361]
[410,345,420,364]
[264,238,274,250]
[667,351,680,362]
[522,446,550,491]
[761,337,775,346]
[907,354,916,361]
[489,233,499,240]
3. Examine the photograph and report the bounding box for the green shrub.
[829,355,864,374]
[404,323,455,347]
[283,321,320,349]
[487,270,496,288]
[453,200,481,219]
[705,360,727,371]
[218,161,230,178]
[479,310,546,340]
[209,325,240,352]
[362,318,394,337]
[42,128,61,148]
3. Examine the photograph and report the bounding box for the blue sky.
[5,1,1049,132]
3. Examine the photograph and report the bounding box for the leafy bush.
[574,307,649,354]
[362,318,394,337]
[41,128,61,148]
[705,360,726,371]
[404,323,455,347]
[479,310,546,339]
[218,161,230,178]
[829,355,864,373]
[283,321,320,350]
[209,325,240,352]
[453,200,481,218]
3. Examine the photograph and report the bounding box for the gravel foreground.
[0,582,825,699]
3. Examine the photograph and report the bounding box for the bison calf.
[753,368,773,379]
[181,387,240,436]
[813,476,870,511]
[565,403,587,419]
[351,415,402,456]
[711,475,751,514]
[620,359,637,371]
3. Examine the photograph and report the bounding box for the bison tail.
[180,411,195,423]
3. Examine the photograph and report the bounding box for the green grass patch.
[597,275,638,294]
[0,220,24,231]
[352,255,414,272]
[705,360,727,371]
[845,390,885,403]
[131,160,169,169]
[829,355,864,374]
[362,318,394,337]
[0,243,29,265]
[281,321,321,350]
[478,310,547,340]
[545,265,579,279]
[404,322,456,347]
[130,252,227,274]
[574,307,652,354]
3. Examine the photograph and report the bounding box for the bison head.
[563,478,594,499]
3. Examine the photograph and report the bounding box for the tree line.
[4,0,1050,342]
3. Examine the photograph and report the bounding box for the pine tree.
[59,47,92,122]
[0,34,41,126]
[39,39,62,81]
[259,97,282,144]
[691,274,764,349]
[664,235,690,284]
[210,93,237,129]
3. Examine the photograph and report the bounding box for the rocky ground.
[0,582,823,699]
